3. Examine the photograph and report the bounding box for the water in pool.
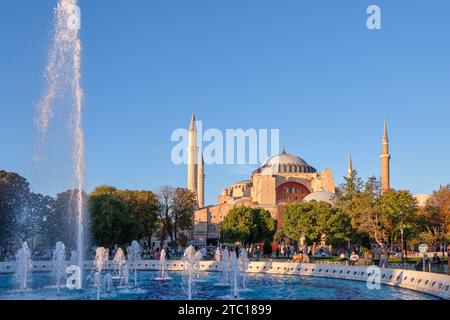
[0,271,438,300]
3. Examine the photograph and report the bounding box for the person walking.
[379,246,389,268]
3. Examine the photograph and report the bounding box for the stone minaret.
[380,119,391,193]
[347,154,353,178]
[197,153,205,208]
[187,113,198,198]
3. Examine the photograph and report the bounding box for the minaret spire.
[381,118,391,193]
[189,112,196,131]
[187,112,198,199]
[347,154,353,178]
[383,118,389,144]
[197,152,205,208]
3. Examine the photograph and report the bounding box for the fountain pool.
[0,270,439,300]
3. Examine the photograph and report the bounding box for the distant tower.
[197,153,205,208]
[347,154,353,178]
[380,119,391,193]
[187,113,198,198]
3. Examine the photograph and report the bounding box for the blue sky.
[1,0,450,205]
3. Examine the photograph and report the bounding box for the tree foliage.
[220,206,277,246]
[283,201,351,246]
[155,186,196,244]
[89,193,138,247]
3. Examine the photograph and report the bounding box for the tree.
[172,188,196,243]
[89,186,159,245]
[380,189,418,253]
[349,176,386,245]
[220,206,276,246]
[0,171,32,248]
[156,186,175,245]
[116,190,158,242]
[89,193,138,247]
[43,190,89,250]
[155,186,196,245]
[17,192,54,244]
[418,185,450,248]
[283,201,351,249]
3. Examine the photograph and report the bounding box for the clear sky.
[1,0,450,205]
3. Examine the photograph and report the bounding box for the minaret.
[380,119,391,193]
[187,113,198,198]
[197,153,205,208]
[347,154,353,178]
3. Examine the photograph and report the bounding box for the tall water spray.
[35,0,86,284]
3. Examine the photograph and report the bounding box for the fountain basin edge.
[1,260,449,299]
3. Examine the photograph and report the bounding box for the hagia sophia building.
[185,113,426,245]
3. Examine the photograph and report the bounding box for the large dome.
[256,150,317,174]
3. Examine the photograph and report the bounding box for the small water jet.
[15,242,33,292]
[112,248,126,285]
[127,241,141,288]
[229,251,239,299]
[52,241,66,292]
[93,247,109,300]
[154,248,172,281]
[222,247,230,283]
[214,246,221,262]
[182,246,200,300]
[102,273,114,297]
[239,248,248,288]
[194,249,204,281]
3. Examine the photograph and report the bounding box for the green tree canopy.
[220,206,276,246]
[380,189,418,244]
[283,200,352,247]
[89,193,138,247]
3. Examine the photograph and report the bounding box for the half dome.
[304,191,337,205]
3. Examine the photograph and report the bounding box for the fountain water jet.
[52,241,66,292]
[239,248,248,288]
[155,248,172,281]
[15,242,32,292]
[222,247,230,283]
[35,0,86,287]
[214,246,221,262]
[229,251,239,299]
[194,250,203,280]
[182,246,200,300]
[93,247,109,300]
[112,248,126,285]
[127,241,141,288]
